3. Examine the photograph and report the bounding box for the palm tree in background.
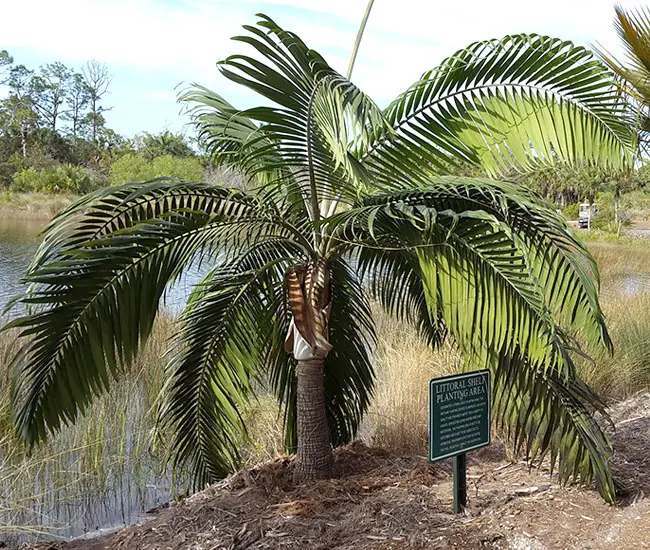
[139,130,195,160]
[4,16,635,499]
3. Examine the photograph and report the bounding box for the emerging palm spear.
[5,16,635,500]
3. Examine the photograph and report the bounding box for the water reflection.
[0,218,41,314]
[0,391,185,547]
[0,219,202,545]
[0,218,208,317]
[599,274,650,299]
[621,274,650,296]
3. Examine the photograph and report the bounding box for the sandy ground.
[18,393,650,550]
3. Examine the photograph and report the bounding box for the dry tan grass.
[362,312,460,453]
[0,192,75,220]
[575,242,650,399]
[240,396,285,467]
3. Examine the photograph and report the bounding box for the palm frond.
[329,179,614,499]
[161,247,294,486]
[331,176,609,348]
[594,6,650,147]
[355,246,448,348]
[596,6,650,89]
[29,179,311,273]
[492,349,613,500]
[363,34,635,178]
[413,234,612,496]
[5,185,298,446]
[179,86,288,187]
[186,15,391,214]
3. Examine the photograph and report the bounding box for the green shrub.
[10,168,39,193]
[109,154,204,185]
[108,154,148,184]
[10,165,91,194]
[562,203,579,220]
[620,189,650,220]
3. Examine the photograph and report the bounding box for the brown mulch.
[19,394,650,550]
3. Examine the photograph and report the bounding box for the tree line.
[0,51,201,194]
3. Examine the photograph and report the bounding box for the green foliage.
[515,163,609,204]
[0,53,125,189]
[635,163,650,187]
[596,6,650,156]
[589,192,616,231]
[370,36,633,178]
[620,188,650,220]
[0,50,13,85]
[4,16,638,502]
[109,154,204,185]
[563,203,579,220]
[10,164,91,194]
[136,131,195,160]
[31,62,71,132]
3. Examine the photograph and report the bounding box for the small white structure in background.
[578,203,598,229]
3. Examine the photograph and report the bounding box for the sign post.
[453,453,467,513]
[429,370,490,513]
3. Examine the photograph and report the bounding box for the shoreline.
[0,193,77,221]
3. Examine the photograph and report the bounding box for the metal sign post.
[453,453,467,513]
[429,370,490,513]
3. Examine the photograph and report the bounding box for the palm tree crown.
[4,15,635,500]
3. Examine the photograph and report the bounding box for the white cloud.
[2,0,638,71]
[3,1,223,72]
[1,0,644,133]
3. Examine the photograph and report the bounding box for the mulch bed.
[19,393,650,550]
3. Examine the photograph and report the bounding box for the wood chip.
[514,485,550,496]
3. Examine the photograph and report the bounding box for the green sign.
[429,370,490,462]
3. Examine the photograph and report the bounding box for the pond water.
[0,218,41,315]
[0,218,207,318]
[0,218,207,546]
[620,274,650,296]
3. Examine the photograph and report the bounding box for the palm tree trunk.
[294,356,333,483]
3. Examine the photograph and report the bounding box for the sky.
[0,0,645,138]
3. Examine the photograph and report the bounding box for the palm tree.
[140,130,195,160]
[596,5,650,156]
[4,16,634,499]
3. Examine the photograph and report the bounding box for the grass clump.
[362,312,459,453]
[0,192,76,220]
[574,242,650,398]
[0,315,187,545]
